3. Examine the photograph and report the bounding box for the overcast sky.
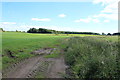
[0,0,118,34]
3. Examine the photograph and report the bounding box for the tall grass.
[64,37,119,78]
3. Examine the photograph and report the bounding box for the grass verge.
[63,36,119,78]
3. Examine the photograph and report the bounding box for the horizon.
[0,1,118,34]
[1,27,118,34]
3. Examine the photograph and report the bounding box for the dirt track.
[3,48,66,78]
[46,57,66,78]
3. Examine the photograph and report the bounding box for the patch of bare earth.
[3,48,66,78]
[46,57,66,78]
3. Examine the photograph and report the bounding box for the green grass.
[2,32,67,69]
[63,36,119,78]
[35,72,45,78]
[2,32,119,78]
[96,36,118,42]
[2,32,96,69]
[44,53,60,58]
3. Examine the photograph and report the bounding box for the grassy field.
[2,32,68,69]
[2,32,101,70]
[2,32,119,78]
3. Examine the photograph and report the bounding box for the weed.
[64,37,119,78]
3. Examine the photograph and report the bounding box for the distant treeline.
[1,28,120,35]
[27,28,100,35]
[27,28,56,33]
[27,28,120,35]
[112,33,120,35]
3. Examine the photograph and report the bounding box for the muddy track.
[3,48,66,78]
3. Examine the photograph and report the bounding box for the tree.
[113,33,120,35]
[27,28,37,33]
[0,28,4,32]
[102,32,106,35]
[107,33,111,36]
[16,30,18,32]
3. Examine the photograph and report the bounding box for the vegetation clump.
[63,37,119,78]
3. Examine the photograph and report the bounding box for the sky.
[0,0,119,34]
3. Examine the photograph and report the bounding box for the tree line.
[1,28,120,35]
[27,28,120,35]
[27,28,100,35]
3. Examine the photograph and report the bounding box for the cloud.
[101,2,117,14]
[1,22,16,25]
[31,18,51,21]
[104,20,110,22]
[58,14,66,18]
[92,19,100,23]
[74,18,100,23]
[92,0,118,20]
[75,0,118,23]
[93,0,116,6]
[93,13,117,20]
[74,18,91,23]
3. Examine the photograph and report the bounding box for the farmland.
[2,32,68,69]
[1,32,119,78]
